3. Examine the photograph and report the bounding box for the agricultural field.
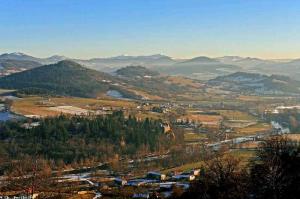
[48,106,91,115]
[184,132,207,142]
[50,96,138,108]
[162,160,204,174]
[11,96,138,117]
[237,95,267,102]
[224,120,257,128]
[133,111,163,120]
[11,97,58,117]
[216,110,255,121]
[235,141,261,149]
[233,123,272,137]
[179,114,223,127]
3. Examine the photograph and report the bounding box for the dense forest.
[0,111,166,169]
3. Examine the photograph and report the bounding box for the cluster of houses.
[47,168,202,199]
[107,169,201,198]
[270,105,300,114]
[0,104,5,112]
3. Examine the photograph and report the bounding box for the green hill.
[116,65,159,78]
[0,60,118,97]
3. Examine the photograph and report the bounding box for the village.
[0,92,297,198]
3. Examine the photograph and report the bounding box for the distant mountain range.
[216,56,276,69]
[0,52,67,65]
[161,56,240,80]
[1,52,300,80]
[0,59,41,70]
[0,58,298,98]
[74,54,176,73]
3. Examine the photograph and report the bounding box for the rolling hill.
[0,61,201,100]
[113,66,204,99]
[161,56,241,80]
[0,60,120,98]
[208,72,300,95]
[115,65,160,78]
[250,59,300,81]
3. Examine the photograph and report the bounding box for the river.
[207,121,291,150]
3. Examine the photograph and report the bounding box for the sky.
[0,0,300,59]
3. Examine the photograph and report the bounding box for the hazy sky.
[1,0,300,59]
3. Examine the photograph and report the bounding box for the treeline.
[173,138,300,199]
[0,111,165,168]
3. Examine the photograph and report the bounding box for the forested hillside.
[116,65,160,78]
[0,60,117,97]
[0,111,165,168]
